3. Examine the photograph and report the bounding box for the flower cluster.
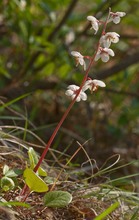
[65,10,126,102]
[65,79,106,102]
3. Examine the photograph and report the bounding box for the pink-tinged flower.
[110,11,126,24]
[83,79,106,92]
[100,32,120,48]
[71,51,86,70]
[87,16,99,34]
[95,47,115,62]
[65,85,87,102]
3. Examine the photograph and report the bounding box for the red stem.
[21,9,111,199]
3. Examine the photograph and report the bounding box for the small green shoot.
[28,147,47,177]
[43,190,72,208]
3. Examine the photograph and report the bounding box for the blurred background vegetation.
[0,0,139,172]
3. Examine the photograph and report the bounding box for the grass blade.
[94,201,120,220]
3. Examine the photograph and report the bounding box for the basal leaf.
[0,176,15,191]
[23,168,48,192]
[43,190,72,208]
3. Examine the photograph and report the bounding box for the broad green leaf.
[0,177,15,191]
[28,147,47,177]
[43,191,72,208]
[23,168,48,192]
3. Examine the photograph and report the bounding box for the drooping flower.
[71,51,86,70]
[65,85,87,102]
[87,16,99,34]
[83,79,106,92]
[95,47,115,62]
[100,32,120,48]
[109,11,126,24]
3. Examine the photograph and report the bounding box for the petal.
[113,16,121,24]
[79,57,84,66]
[112,36,119,43]
[87,16,97,22]
[92,22,99,34]
[87,16,99,34]
[116,12,126,17]
[65,90,74,96]
[75,96,81,102]
[71,51,81,57]
[80,92,87,101]
[92,80,106,87]
[82,79,93,91]
[107,48,115,57]
[104,39,111,48]
[67,85,79,91]
[100,35,105,45]
[104,48,115,57]
[95,53,101,61]
[101,54,109,62]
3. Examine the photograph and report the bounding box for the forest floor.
[0,145,139,220]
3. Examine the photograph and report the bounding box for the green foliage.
[43,190,72,208]
[0,177,15,192]
[0,165,21,191]
[23,168,48,192]
[28,147,47,177]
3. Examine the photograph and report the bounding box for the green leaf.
[38,167,47,177]
[0,177,15,191]
[28,147,38,169]
[23,168,48,192]
[3,165,10,175]
[43,190,72,208]
[4,169,18,178]
[28,147,47,177]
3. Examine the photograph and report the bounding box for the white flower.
[83,79,106,92]
[65,85,87,102]
[100,32,120,48]
[95,47,115,62]
[71,51,86,70]
[110,11,126,24]
[87,16,99,34]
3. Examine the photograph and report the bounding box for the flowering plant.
[21,8,126,200]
